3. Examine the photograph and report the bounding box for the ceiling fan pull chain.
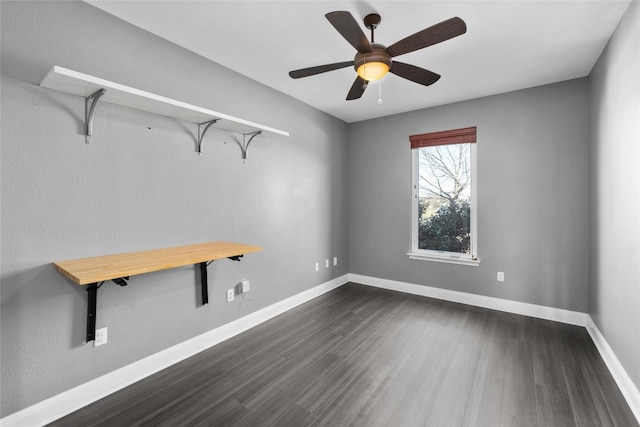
[378,80,382,104]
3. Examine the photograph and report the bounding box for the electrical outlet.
[325,259,330,268]
[315,262,319,272]
[333,256,338,266]
[497,272,505,282]
[94,327,107,347]
[227,288,234,302]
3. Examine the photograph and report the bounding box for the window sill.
[407,252,480,267]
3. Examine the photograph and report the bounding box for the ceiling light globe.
[356,62,389,81]
[354,43,392,82]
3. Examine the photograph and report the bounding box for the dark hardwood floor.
[50,282,638,427]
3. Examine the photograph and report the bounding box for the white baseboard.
[4,273,638,426]
[348,273,589,326]
[0,274,348,427]
[585,317,640,423]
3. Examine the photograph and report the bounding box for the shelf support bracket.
[238,131,262,163]
[198,255,243,305]
[86,283,98,343]
[197,119,219,154]
[85,88,106,144]
[199,262,209,305]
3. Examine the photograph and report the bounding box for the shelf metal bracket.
[86,283,98,343]
[111,277,129,286]
[236,131,262,163]
[198,255,243,305]
[199,262,209,304]
[85,88,106,144]
[197,119,219,154]
[84,278,125,343]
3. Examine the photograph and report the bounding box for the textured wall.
[589,0,640,392]
[0,1,348,417]
[3,0,635,420]
[347,78,590,312]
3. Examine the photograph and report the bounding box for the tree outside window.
[409,126,477,264]
[417,143,471,254]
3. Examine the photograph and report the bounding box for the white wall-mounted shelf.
[40,66,289,156]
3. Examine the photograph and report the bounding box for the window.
[408,127,479,266]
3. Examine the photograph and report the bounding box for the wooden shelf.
[54,241,261,285]
[40,66,288,153]
[53,241,261,343]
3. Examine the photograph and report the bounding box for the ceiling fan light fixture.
[356,61,389,81]
[354,43,392,82]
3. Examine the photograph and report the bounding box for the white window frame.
[408,142,479,266]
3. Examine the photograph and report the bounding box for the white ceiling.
[86,1,630,123]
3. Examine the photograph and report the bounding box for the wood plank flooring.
[49,283,638,427]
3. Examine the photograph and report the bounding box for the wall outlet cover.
[94,327,107,347]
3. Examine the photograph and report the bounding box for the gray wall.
[589,1,640,391]
[347,78,590,312]
[0,1,349,417]
[2,0,638,420]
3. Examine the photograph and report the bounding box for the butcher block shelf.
[53,241,262,343]
[54,241,261,285]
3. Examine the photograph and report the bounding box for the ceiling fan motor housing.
[354,43,392,77]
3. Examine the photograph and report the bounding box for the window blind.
[410,126,477,149]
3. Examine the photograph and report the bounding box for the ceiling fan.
[289,11,467,100]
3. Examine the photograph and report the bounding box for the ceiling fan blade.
[326,11,372,53]
[386,17,466,57]
[346,76,368,100]
[389,61,441,86]
[289,61,354,79]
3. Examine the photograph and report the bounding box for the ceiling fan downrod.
[364,13,381,43]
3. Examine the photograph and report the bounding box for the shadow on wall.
[1,76,86,137]
[0,50,56,86]
[1,265,86,410]
[1,265,88,347]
